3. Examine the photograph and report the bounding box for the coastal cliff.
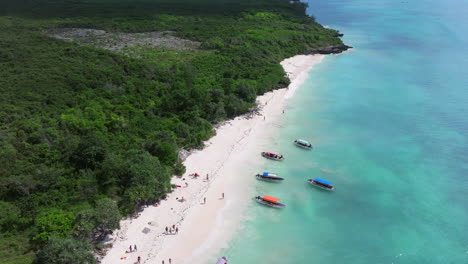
[306,44,352,54]
[0,0,347,263]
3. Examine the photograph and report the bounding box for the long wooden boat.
[294,139,313,150]
[261,151,284,161]
[308,178,336,191]
[255,172,284,182]
[255,195,286,208]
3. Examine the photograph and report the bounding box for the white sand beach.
[100,54,324,264]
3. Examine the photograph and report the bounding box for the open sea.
[216,0,468,263]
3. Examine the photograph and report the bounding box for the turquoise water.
[219,0,468,263]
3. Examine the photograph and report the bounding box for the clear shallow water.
[216,0,468,263]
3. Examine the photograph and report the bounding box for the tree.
[70,135,107,170]
[0,201,24,231]
[34,236,95,264]
[93,198,120,240]
[73,209,95,241]
[236,80,257,102]
[100,149,171,212]
[73,198,120,242]
[145,141,177,166]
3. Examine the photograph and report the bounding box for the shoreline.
[100,54,325,264]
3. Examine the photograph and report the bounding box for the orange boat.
[255,195,286,208]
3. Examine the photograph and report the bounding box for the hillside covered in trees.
[0,0,345,263]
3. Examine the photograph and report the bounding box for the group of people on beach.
[165,224,179,235]
[117,170,226,264]
[127,244,137,253]
[188,172,210,181]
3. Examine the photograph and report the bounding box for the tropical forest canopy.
[0,0,343,263]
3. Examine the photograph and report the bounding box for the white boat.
[261,151,284,161]
[255,172,284,182]
[216,257,228,264]
[255,195,286,208]
[294,139,313,150]
[308,178,336,191]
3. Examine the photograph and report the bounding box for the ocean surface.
[216,0,468,263]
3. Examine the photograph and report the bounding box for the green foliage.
[73,198,120,241]
[0,201,24,232]
[0,0,343,262]
[94,198,120,235]
[32,209,74,245]
[173,160,186,176]
[34,236,95,264]
[99,149,171,211]
[0,232,35,264]
[73,209,95,241]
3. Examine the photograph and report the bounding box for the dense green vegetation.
[0,0,343,263]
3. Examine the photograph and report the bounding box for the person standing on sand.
[137,256,141,263]
[203,197,206,204]
[169,258,172,264]
[162,261,164,264]
[165,226,168,233]
[129,245,132,252]
[206,174,209,180]
[176,227,179,234]
[134,244,137,251]
[222,193,224,199]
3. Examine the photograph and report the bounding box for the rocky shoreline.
[305,44,352,55]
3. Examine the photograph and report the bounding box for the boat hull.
[255,198,286,208]
[256,175,284,182]
[261,152,284,161]
[294,142,313,150]
[294,141,313,150]
[307,179,335,191]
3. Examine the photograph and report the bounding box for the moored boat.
[255,195,286,208]
[255,172,284,182]
[216,257,228,264]
[294,139,313,149]
[308,178,336,191]
[261,151,284,161]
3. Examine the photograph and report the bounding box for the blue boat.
[308,178,335,191]
[255,172,284,182]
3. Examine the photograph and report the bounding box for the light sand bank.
[100,54,324,264]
